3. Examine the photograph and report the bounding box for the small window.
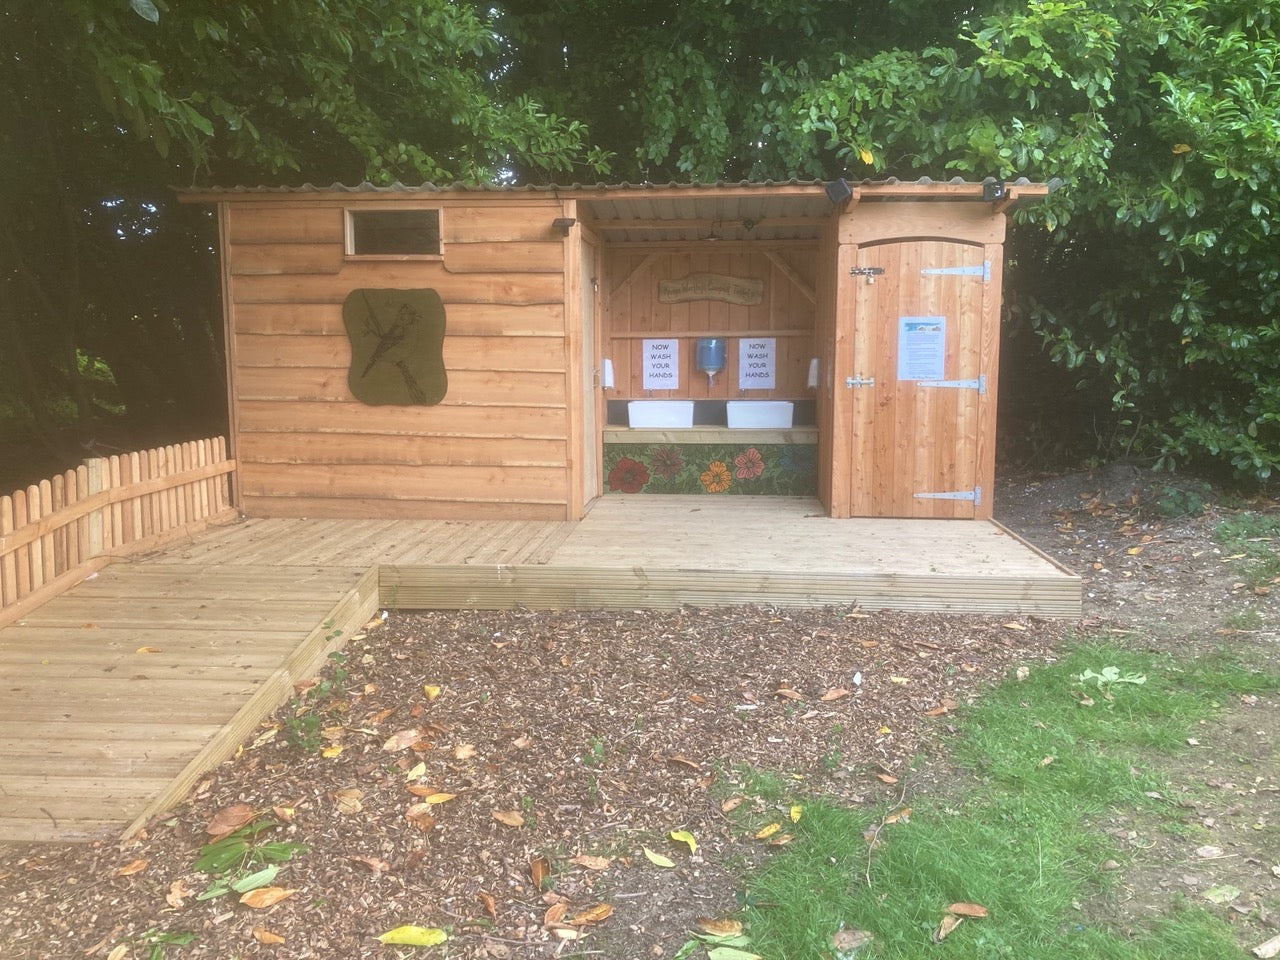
[346,208,442,258]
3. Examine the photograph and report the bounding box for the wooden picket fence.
[0,436,238,627]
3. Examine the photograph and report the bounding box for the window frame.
[343,206,444,261]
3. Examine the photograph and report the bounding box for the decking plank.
[0,500,1079,843]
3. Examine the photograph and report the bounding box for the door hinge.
[922,261,991,282]
[918,374,987,395]
[914,486,982,505]
[845,375,876,388]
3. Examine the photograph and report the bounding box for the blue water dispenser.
[695,337,727,387]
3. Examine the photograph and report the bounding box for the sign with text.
[642,338,680,390]
[738,337,777,390]
[897,317,947,381]
[658,273,763,305]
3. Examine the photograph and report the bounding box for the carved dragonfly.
[357,292,429,401]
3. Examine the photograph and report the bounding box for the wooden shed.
[182,179,1051,522]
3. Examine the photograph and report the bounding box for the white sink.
[627,400,695,428]
[726,401,794,428]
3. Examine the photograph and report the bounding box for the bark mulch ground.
[0,606,1061,959]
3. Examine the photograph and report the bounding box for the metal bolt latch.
[845,376,876,388]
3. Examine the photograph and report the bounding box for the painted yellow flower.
[700,460,732,494]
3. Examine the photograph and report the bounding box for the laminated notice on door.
[897,317,946,381]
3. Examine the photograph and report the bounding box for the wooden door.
[847,240,991,518]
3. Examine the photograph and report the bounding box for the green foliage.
[283,651,349,752]
[193,817,308,901]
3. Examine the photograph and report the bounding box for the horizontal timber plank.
[229,241,343,275]
[238,496,571,521]
[0,720,224,742]
[235,400,570,439]
[235,333,567,372]
[239,462,569,503]
[231,268,564,305]
[236,432,568,469]
[379,564,1080,617]
[443,241,564,273]
[0,819,130,843]
[236,366,568,404]
[233,301,566,337]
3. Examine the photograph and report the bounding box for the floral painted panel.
[602,443,817,496]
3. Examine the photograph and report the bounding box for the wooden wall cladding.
[602,247,819,399]
[224,200,573,519]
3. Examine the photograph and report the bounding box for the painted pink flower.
[734,447,765,480]
[607,457,650,494]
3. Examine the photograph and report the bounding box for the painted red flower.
[734,447,765,480]
[608,457,650,493]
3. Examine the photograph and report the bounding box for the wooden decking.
[0,498,1080,843]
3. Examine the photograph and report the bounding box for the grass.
[1215,511,1280,588]
[729,644,1279,960]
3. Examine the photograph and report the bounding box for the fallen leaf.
[376,925,448,946]
[1252,932,1280,959]
[165,879,192,908]
[512,734,533,749]
[694,918,744,937]
[405,803,436,832]
[689,693,707,704]
[205,803,257,839]
[643,847,676,868]
[670,829,698,853]
[1196,845,1226,859]
[271,805,295,823]
[790,804,803,823]
[252,926,286,944]
[882,807,911,825]
[820,688,851,702]
[530,855,551,888]
[947,902,989,918]
[349,855,390,874]
[321,744,343,758]
[478,891,498,921]
[1172,142,1193,154]
[875,772,899,785]
[544,902,568,926]
[888,676,910,684]
[1204,884,1242,904]
[107,947,128,960]
[932,914,963,943]
[115,858,147,877]
[421,792,456,805]
[568,903,614,925]
[369,707,396,725]
[755,823,781,840]
[382,728,422,752]
[775,686,803,700]
[570,854,612,870]
[240,886,295,909]
[332,788,364,814]
[493,810,525,828]
[551,927,584,941]
[404,761,426,781]
[721,797,744,813]
[832,927,874,951]
[423,684,442,701]
[667,753,701,770]
[1002,622,1027,631]
[768,833,796,846]
[705,947,762,960]
[454,743,477,761]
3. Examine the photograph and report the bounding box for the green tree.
[0,0,607,468]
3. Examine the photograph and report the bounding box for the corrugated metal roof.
[177,178,1055,243]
